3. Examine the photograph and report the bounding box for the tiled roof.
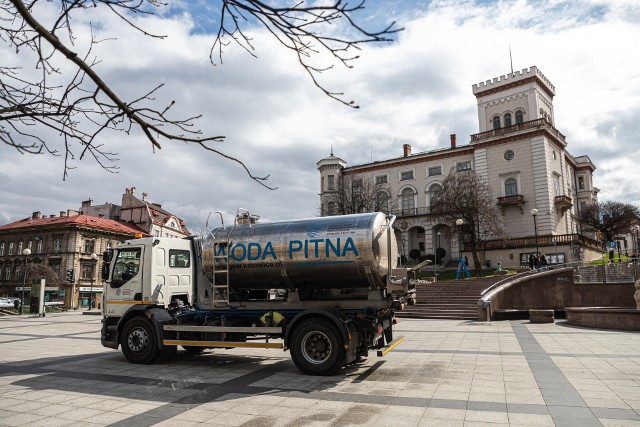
[0,215,148,236]
[146,204,189,234]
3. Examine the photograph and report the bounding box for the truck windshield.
[110,248,141,288]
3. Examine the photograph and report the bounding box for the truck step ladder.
[207,209,252,307]
[209,211,233,307]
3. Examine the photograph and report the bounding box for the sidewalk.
[1,311,639,426]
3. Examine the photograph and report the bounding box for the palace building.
[318,66,601,268]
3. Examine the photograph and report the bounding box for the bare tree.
[20,263,62,288]
[1,1,400,186]
[579,201,640,244]
[324,175,397,216]
[431,168,506,271]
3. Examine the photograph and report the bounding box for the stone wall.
[478,268,636,321]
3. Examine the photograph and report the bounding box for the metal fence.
[572,258,640,284]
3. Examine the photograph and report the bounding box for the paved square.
[1,311,640,426]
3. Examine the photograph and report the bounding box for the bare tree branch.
[212,0,401,108]
[1,0,399,187]
[322,175,396,216]
[579,200,640,243]
[431,168,506,270]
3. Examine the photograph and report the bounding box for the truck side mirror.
[101,250,112,281]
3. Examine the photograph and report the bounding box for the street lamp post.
[436,231,441,265]
[20,248,31,315]
[455,218,464,259]
[552,239,559,265]
[88,253,98,311]
[531,209,539,255]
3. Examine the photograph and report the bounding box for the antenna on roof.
[509,43,514,76]
[330,144,334,156]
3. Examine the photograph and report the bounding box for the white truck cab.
[103,237,194,317]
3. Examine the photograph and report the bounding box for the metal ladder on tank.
[207,212,234,307]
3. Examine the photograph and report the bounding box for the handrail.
[480,270,535,297]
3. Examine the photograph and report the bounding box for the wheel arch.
[284,309,349,350]
[116,305,171,349]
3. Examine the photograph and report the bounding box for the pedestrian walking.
[456,257,471,280]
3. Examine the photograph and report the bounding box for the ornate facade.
[318,66,601,268]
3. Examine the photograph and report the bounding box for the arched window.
[515,110,524,124]
[428,184,442,209]
[505,178,518,196]
[376,192,389,213]
[504,113,512,127]
[492,115,501,130]
[401,188,415,215]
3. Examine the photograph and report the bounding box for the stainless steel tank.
[202,213,397,291]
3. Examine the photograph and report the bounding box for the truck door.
[105,246,145,316]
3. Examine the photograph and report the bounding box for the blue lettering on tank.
[262,242,276,260]
[326,238,340,257]
[341,237,358,256]
[230,243,246,261]
[247,242,261,261]
[227,237,359,262]
[215,244,227,256]
[309,239,322,258]
[289,240,303,258]
[288,237,358,259]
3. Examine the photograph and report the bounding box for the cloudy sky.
[1,0,639,231]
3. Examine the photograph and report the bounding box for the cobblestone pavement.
[1,311,640,426]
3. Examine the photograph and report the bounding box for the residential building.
[0,211,146,308]
[318,66,601,268]
[81,187,190,238]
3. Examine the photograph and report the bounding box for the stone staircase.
[397,277,501,320]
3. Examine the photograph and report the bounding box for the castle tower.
[472,66,556,133]
[317,151,346,216]
[470,66,577,241]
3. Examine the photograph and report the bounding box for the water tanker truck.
[100,211,412,375]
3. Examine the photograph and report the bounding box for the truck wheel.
[121,317,159,364]
[290,319,344,376]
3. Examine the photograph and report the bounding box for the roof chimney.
[81,199,93,208]
[49,214,56,218]
[60,211,66,218]
[450,134,457,148]
[403,144,412,157]
[32,211,41,219]
[142,192,148,202]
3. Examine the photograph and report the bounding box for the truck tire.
[290,319,344,376]
[121,317,160,364]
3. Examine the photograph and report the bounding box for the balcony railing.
[471,118,566,144]
[465,233,601,251]
[497,194,525,214]
[392,207,434,218]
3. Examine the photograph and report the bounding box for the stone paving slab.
[1,311,640,426]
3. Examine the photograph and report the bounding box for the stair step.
[398,276,508,320]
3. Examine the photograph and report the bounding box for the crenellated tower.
[472,66,556,133]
